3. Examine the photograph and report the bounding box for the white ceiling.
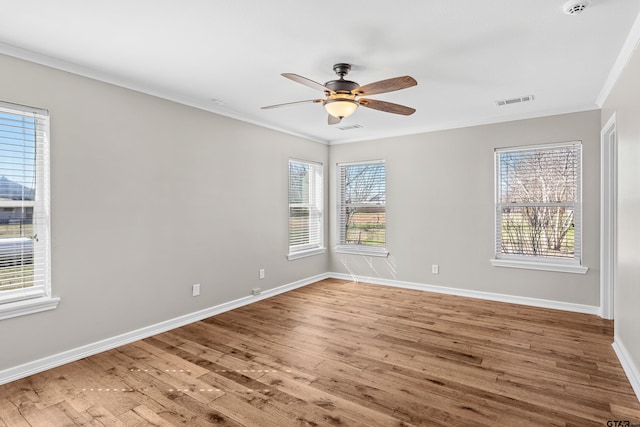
[1,0,639,144]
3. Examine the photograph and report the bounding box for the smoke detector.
[563,0,590,15]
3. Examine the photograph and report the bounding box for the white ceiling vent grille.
[338,124,363,131]
[495,95,535,106]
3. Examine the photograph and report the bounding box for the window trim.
[0,100,57,320]
[0,295,60,321]
[287,158,325,260]
[335,159,388,257]
[490,258,588,274]
[287,247,326,261]
[335,245,389,257]
[491,141,587,274]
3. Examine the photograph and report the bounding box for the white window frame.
[287,159,325,260]
[336,160,388,257]
[491,142,587,274]
[0,101,58,320]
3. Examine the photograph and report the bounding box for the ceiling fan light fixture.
[323,99,359,118]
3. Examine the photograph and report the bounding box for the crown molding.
[596,11,640,106]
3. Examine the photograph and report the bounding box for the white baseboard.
[613,338,640,402]
[0,273,329,386]
[328,272,600,315]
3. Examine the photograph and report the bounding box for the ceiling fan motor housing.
[324,62,360,93]
[325,63,360,93]
[324,79,359,93]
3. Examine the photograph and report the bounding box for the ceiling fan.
[261,63,417,125]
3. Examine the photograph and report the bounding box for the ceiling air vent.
[495,95,535,106]
[338,124,363,131]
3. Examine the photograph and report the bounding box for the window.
[492,142,587,273]
[336,160,388,257]
[0,101,57,320]
[288,159,325,260]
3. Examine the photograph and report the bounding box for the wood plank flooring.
[1,278,639,426]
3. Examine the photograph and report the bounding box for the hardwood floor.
[1,278,639,426]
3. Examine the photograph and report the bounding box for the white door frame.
[600,113,617,320]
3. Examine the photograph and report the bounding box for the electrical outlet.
[259,268,265,280]
[252,287,261,296]
[432,265,439,274]
[192,283,200,297]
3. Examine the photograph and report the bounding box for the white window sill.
[287,247,326,260]
[491,258,588,274]
[335,245,389,257]
[0,296,61,321]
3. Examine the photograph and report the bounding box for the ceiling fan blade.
[358,98,416,115]
[282,73,334,93]
[328,114,341,125]
[354,76,417,96]
[261,99,323,109]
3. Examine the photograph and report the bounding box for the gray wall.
[329,110,602,306]
[0,51,605,375]
[602,44,640,381]
[0,53,329,371]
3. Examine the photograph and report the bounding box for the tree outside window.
[495,143,581,263]
[338,161,386,248]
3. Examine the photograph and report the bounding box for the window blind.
[495,143,581,262]
[0,101,50,304]
[337,161,386,247]
[288,159,323,254]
